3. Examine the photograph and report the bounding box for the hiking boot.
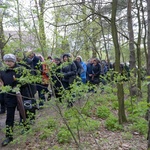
[1,137,13,146]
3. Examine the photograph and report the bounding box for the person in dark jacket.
[86,58,93,83]
[0,54,20,146]
[51,57,62,102]
[26,51,46,107]
[90,58,101,85]
[16,52,37,125]
[0,54,35,146]
[61,53,77,107]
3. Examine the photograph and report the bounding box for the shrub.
[112,101,118,110]
[81,117,100,132]
[96,106,110,119]
[47,118,57,129]
[129,118,148,135]
[81,101,95,116]
[57,127,72,144]
[105,115,123,131]
[39,129,53,140]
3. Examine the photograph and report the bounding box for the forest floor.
[0,92,148,150]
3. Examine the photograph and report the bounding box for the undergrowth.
[4,81,148,149]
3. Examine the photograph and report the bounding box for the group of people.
[0,50,130,147]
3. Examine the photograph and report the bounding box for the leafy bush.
[129,118,148,135]
[83,118,100,131]
[112,101,118,110]
[66,113,100,132]
[57,127,72,144]
[81,101,95,116]
[39,129,53,140]
[96,106,110,119]
[47,118,57,129]
[106,93,117,102]
[105,115,123,131]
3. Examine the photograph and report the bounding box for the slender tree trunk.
[147,0,150,149]
[81,0,90,59]
[111,0,127,124]
[38,0,47,57]
[34,0,47,57]
[16,0,22,50]
[91,0,97,58]
[136,0,142,91]
[127,0,136,96]
[141,0,148,68]
[98,10,110,65]
[0,0,5,59]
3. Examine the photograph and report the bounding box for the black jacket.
[0,63,35,107]
[0,64,21,107]
[61,62,77,83]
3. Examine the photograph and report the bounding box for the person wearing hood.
[61,53,77,88]
[61,53,77,107]
[76,56,87,83]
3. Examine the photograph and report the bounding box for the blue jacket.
[80,61,87,79]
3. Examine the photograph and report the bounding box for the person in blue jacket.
[76,56,87,84]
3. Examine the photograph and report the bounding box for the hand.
[13,75,16,81]
[0,82,3,86]
[0,79,4,86]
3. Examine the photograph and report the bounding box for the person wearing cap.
[76,56,87,84]
[0,53,36,146]
[0,54,20,146]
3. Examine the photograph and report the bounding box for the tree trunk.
[16,0,22,50]
[81,0,90,59]
[111,0,127,124]
[136,0,142,91]
[127,0,136,96]
[34,0,47,57]
[91,0,97,58]
[38,0,47,57]
[0,0,5,59]
[147,0,150,148]
[141,0,148,69]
